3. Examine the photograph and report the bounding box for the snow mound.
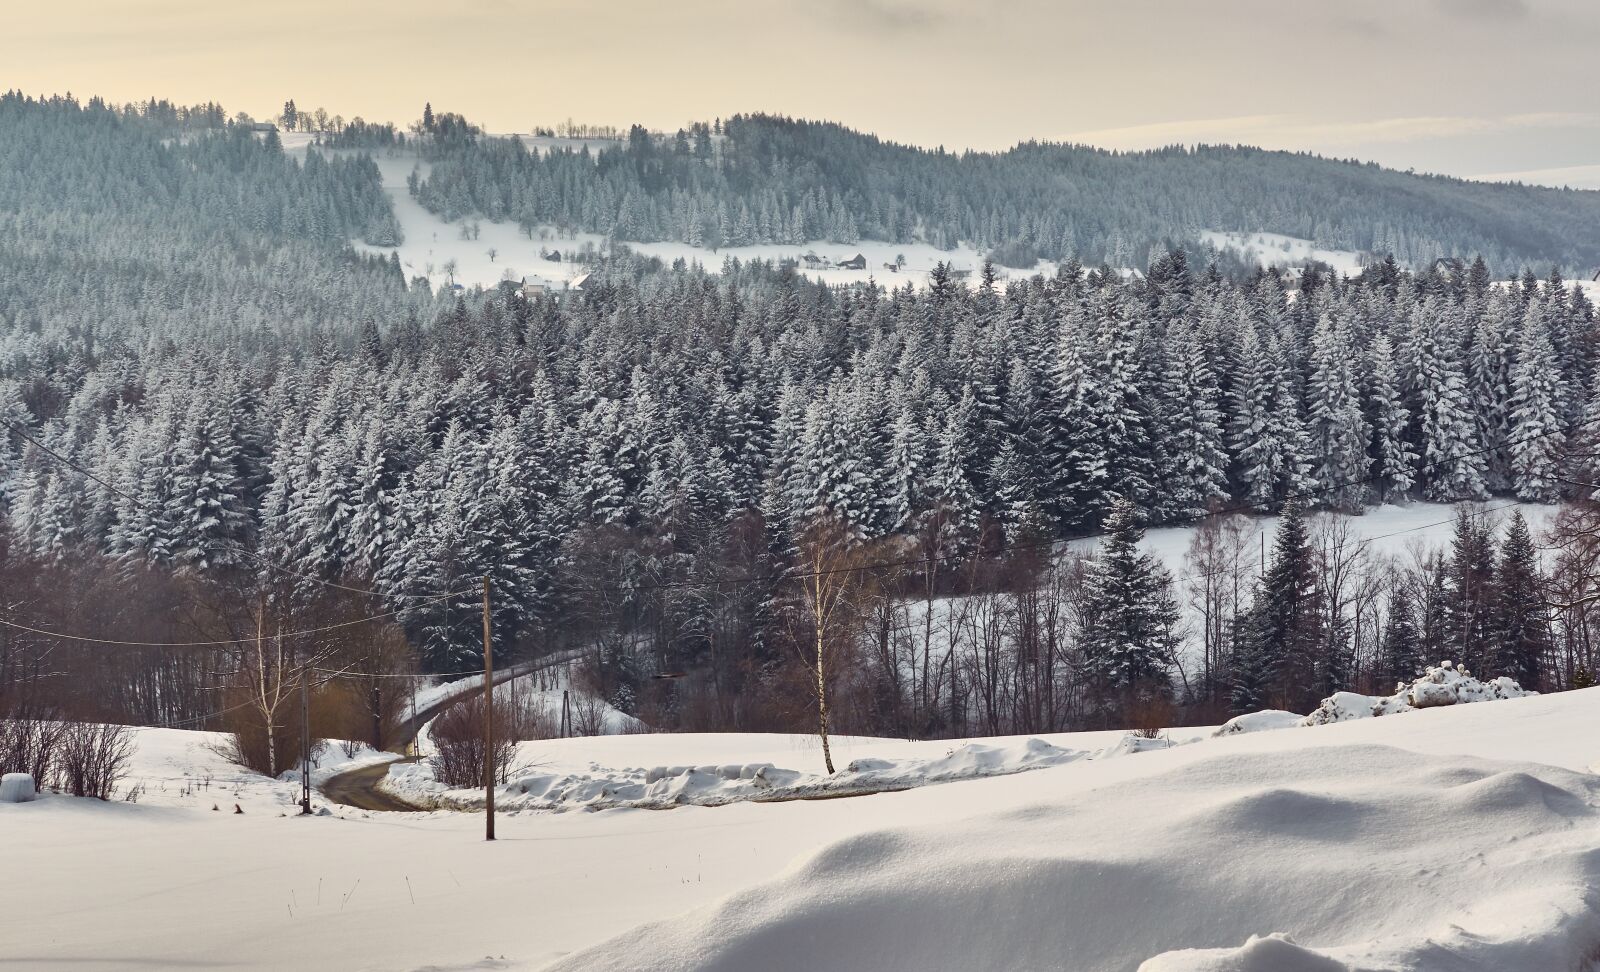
[384,737,1087,812]
[548,744,1600,972]
[1139,933,1350,972]
[1302,661,1534,726]
[0,772,36,803]
[1095,733,1182,758]
[1212,710,1305,737]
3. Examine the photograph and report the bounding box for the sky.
[7,0,1600,186]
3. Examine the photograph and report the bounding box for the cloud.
[1434,0,1530,20]
[831,0,949,34]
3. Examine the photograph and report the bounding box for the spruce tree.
[1508,301,1565,501]
[1254,498,1323,710]
[1375,585,1423,691]
[1492,510,1548,689]
[1079,499,1179,720]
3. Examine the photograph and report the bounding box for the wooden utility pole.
[482,575,495,841]
[299,676,311,815]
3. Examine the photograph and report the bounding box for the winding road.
[319,651,580,811]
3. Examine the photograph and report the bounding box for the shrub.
[428,693,546,789]
[0,710,66,783]
[56,722,135,799]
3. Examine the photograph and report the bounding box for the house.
[839,253,867,270]
[801,253,829,269]
[247,122,278,133]
[522,272,588,300]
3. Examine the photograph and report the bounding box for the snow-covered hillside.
[287,140,1055,292]
[1200,229,1367,275]
[5,687,1599,970]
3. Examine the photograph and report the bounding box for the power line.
[0,594,452,648]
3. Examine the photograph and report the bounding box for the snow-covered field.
[1200,229,1367,276]
[4,684,1599,970]
[1133,501,1556,582]
[75,725,391,815]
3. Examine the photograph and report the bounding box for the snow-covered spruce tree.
[1046,311,1106,531]
[1252,497,1324,712]
[1467,296,1513,493]
[1079,499,1179,723]
[1230,322,1310,511]
[1091,289,1159,516]
[1411,299,1488,502]
[1442,506,1498,678]
[168,392,254,570]
[1367,332,1417,502]
[1306,311,1370,512]
[1226,602,1273,716]
[1375,584,1424,691]
[1492,510,1549,690]
[929,386,982,546]
[1156,321,1228,519]
[1507,299,1565,502]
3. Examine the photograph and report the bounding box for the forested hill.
[414,113,1600,275]
[0,91,424,357]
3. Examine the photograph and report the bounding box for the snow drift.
[384,736,1089,812]
[548,745,1600,972]
[1213,662,1535,737]
[1302,661,1534,726]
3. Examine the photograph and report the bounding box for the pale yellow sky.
[8,0,1600,182]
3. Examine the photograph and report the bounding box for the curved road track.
[319,652,578,812]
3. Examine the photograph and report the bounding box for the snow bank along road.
[318,652,577,811]
[3,689,1600,970]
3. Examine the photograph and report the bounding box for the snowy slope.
[553,692,1600,972]
[1200,229,1367,275]
[100,726,391,813]
[288,141,1053,292]
[4,688,1599,971]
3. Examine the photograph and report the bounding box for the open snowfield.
[1200,230,1367,276]
[1131,501,1557,582]
[4,686,1600,971]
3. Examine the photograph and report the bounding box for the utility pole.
[299,675,312,815]
[482,575,495,841]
